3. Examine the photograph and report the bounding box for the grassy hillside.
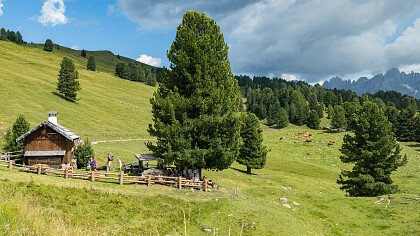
[0,41,419,235]
[0,41,155,147]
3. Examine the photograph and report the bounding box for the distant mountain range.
[323,68,420,99]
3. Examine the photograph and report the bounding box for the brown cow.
[327,140,336,146]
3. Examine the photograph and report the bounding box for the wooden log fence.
[0,160,213,191]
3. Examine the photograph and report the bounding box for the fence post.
[37,165,42,175]
[8,160,13,170]
[64,167,69,179]
[204,178,208,192]
[178,176,182,190]
[119,172,124,185]
[147,175,152,186]
[91,171,95,182]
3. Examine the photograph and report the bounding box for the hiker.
[118,158,122,173]
[106,153,114,176]
[90,156,97,171]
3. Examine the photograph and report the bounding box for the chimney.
[47,111,58,125]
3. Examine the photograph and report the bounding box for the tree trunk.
[246,166,252,174]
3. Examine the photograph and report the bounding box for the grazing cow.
[303,132,312,137]
[328,140,336,146]
[304,139,313,143]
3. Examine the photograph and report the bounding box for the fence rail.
[0,160,212,192]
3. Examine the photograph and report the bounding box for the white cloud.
[71,45,79,50]
[117,0,420,82]
[0,0,4,17]
[136,54,162,67]
[38,0,68,26]
[281,73,298,82]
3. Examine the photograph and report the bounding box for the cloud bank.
[38,0,68,26]
[137,54,162,67]
[116,0,420,82]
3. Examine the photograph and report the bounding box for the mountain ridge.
[323,68,420,99]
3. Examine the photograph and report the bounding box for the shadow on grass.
[52,92,78,103]
[229,167,256,175]
[405,143,420,148]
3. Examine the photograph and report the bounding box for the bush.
[74,140,94,169]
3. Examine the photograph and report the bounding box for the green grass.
[0,41,419,235]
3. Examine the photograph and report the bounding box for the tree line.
[0,27,24,44]
[115,62,158,86]
[237,75,420,142]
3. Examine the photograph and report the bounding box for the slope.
[0,40,155,146]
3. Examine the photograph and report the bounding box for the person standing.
[106,153,114,176]
[118,158,123,173]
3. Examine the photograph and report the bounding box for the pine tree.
[289,90,308,125]
[0,28,7,40]
[6,30,16,42]
[338,102,407,197]
[86,56,96,71]
[127,63,139,81]
[43,39,54,52]
[308,92,318,110]
[267,99,281,126]
[276,107,289,128]
[81,49,87,57]
[15,31,24,44]
[115,62,128,79]
[57,57,81,102]
[147,11,241,171]
[314,103,324,119]
[326,105,333,119]
[238,113,268,174]
[331,105,346,130]
[306,110,320,129]
[3,115,30,153]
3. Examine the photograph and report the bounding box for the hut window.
[41,129,47,137]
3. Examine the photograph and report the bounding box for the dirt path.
[92,138,155,145]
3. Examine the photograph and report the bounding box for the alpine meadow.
[1,3,420,236]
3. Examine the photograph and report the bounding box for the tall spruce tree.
[86,56,96,71]
[306,110,320,129]
[0,28,7,40]
[57,57,80,101]
[15,31,24,44]
[276,107,289,128]
[331,105,346,130]
[43,39,54,52]
[267,99,281,126]
[147,11,241,171]
[81,49,87,57]
[238,113,268,174]
[289,90,309,125]
[338,102,407,197]
[3,115,30,153]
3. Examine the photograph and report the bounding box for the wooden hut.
[16,111,79,168]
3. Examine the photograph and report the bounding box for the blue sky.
[1,0,420,83]
[0,0,173,67]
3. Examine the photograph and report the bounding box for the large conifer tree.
[147,11,241,171]
[338,102,407,197]
[57,57,80,101]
